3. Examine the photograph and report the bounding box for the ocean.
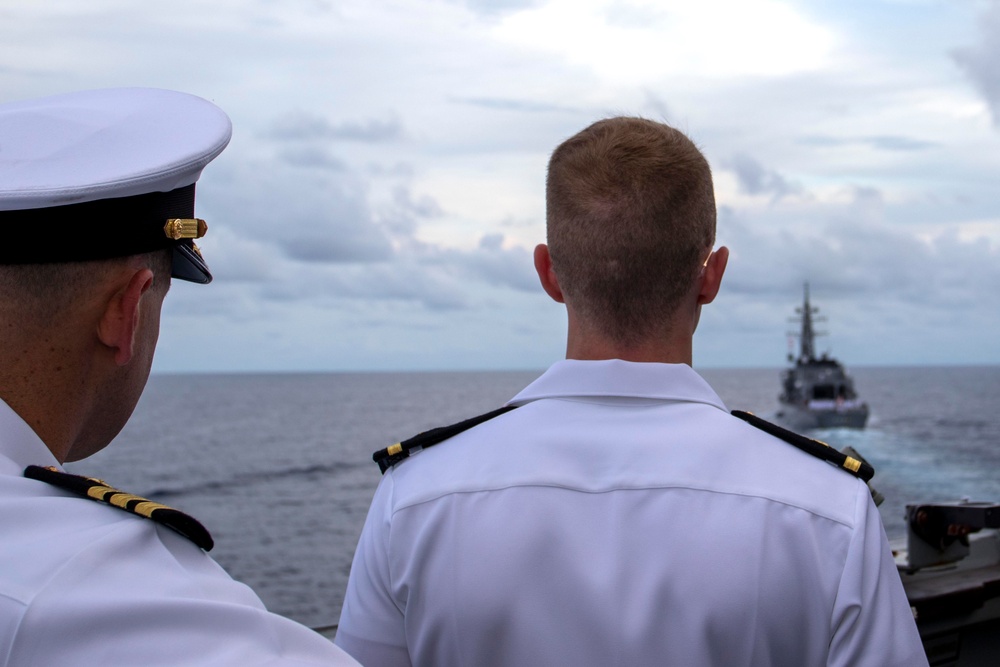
[68,365,1000,629]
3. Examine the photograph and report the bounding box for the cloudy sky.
[3,0,999,372]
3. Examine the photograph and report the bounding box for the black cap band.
[1,183,211,283]
[0,184,196,263]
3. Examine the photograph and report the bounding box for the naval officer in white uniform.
[0,88,358,666]
[335,117,928,666]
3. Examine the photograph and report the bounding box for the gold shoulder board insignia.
[24,465,214,551]
[731,410,875,482]
[373,405,518,474]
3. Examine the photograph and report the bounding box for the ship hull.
[774,401,869,430]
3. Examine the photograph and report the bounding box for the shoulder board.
[730,410,875,482]
[373,405,517,474]
[24,465,214,551]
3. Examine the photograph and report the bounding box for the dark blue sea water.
[68,366,1000,628]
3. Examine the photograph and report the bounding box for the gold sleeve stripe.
[387,443,403,456]
[107,493,148,509]
[133,501,170,517]
[86,485,116,501]
[843,457,862,473]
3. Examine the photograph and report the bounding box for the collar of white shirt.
[507,359,728,411]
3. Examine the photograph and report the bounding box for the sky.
[2,0,999,372]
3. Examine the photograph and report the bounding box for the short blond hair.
[546,117,716,345]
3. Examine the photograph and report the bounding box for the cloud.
[197,228,275,283]
[255,231,538,311]
[863,136,938,152]
[266,111,404,143]
[603,1,665,29]
[194,155,539,314]
[451,96,577,113]
[952,1,1000,126]
[205,156,395,265]
[261,262,473,312]
[724,154,801,200]
[796,135,937,151]
[366,162,415,178]
[457,0,543,18]
[276,146,346,171]
[5,0,998,372]
[453,234,537,292]
[393,186,444,219]
[274,182,395,264]
[493,0,836,83]
[282,230,392,263]
[642,90,672,123]
[374,186,445,237]
[718,189,1000,316]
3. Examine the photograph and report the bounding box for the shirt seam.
[511,396,725,410]
[0,595,26,667]
[389,481,856,528]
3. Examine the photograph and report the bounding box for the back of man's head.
[0,251,172,329]
[546,117,716,346]
[0,86,231,337]
[0,87,231,462]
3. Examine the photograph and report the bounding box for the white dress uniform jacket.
[0,398,358,666]
[336,359,927,667]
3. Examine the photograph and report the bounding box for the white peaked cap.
[0,87,233,283]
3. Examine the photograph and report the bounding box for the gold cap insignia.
[164,218,208,240]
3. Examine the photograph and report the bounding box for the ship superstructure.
[775,284,868,429]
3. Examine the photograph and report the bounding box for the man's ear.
[534,244,565,304]
[97,268,154,366]
[696,246,729,306]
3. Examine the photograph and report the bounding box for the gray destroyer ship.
[775,284,869,429]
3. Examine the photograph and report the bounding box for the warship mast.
[790,283,824,364]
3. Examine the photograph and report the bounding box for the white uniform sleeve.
[828,484,928,667]
[4,521,359,667]
[335,473,413,667]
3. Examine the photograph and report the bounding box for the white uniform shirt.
[336,360,927,667]
[0,398,358,666]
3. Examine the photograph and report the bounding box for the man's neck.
[0,339,93,464]
[563,317,694,365]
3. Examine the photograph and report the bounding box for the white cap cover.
[0,87,232,283]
